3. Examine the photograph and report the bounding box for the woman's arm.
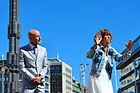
[112,40,134,62]
[86,44,99,58]
[110,47,131,62]
[87,33,102,58]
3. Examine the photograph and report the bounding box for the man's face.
[30,31,41,45]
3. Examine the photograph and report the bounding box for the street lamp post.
[1,55,5,93]
[0,54,20,93]
[80,64,89,93]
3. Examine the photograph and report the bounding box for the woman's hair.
[92,29,112,49]
[99,29,113,42]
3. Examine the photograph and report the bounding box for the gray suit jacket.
[18,44,49,91]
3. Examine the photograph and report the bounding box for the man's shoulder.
[38,45,46,50]
[20,44,29,50]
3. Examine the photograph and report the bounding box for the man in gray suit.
[18,29,49,93]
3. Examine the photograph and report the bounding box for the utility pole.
[6,0,21,92]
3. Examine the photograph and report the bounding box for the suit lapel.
[37,45,40,59]
[36,45,40,75]
[27,44,36,59]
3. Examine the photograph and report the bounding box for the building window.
[58,78,62,82]
[55,72,57,76]
[45,77,48,82]
[66,86,71,91]
[54,66,56,69]
[66,74,71,79]
[66,80,71,85]
[46,71,49,75]
[51,66,54,70]
[124,69,126,73]
[121,81,123,85]
[53,84,55,88]
[126,68,128,72]
[45,84,49,89]
[66,68,71,73]
[124,81,126,84]
[63,72,66,76]
[57,72,62,76]
[50,72,52,76]
[127,80,130,83]
[58,84,62,88]
[56,65,62,70]
[59,72,61,76]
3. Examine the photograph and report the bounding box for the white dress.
[88,56,113,93]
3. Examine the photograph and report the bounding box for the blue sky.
[0,0,140,92]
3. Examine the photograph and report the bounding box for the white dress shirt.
[29,43,38,55]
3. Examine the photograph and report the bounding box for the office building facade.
[45,70,50,93]
[72,79,81,93]
[48,57,72,93]
[117,35,140,93]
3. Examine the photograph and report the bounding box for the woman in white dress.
[87,29,134,93]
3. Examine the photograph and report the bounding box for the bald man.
[18,29,49,93]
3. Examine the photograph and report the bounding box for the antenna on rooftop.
[57,53,59,59]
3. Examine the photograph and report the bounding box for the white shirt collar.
[29,43,37,49]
